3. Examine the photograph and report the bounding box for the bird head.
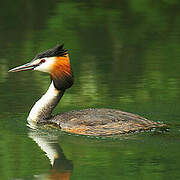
[9,44,74,90]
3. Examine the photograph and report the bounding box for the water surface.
[0,0,180,179]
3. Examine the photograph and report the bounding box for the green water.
[0,0,180,179]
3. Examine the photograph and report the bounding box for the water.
[0,0,180,179]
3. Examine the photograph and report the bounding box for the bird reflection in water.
[28,130,73,180]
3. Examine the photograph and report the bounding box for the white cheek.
[34,58,54,73]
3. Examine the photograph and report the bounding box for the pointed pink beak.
[8,62,37,72]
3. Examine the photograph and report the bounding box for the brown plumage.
[51,56,72,79]
[39,108,166,136]
[51,55,73,91]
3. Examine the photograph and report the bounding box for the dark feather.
[34,44,67,59]
[51,72,74,91]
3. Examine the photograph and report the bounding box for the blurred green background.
[0,0,180,179]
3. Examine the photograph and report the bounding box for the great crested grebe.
[9,44,165,136]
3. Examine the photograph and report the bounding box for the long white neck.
[27,81,64,127]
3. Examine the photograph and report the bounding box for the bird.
[8,44,166,136]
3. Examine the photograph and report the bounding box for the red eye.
[41,59,46,63]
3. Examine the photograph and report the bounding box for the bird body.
[43,108,161,136]
[9,45,166,136]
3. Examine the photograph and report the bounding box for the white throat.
[27,81,64,127]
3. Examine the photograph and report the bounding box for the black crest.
[34,44,67,59]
